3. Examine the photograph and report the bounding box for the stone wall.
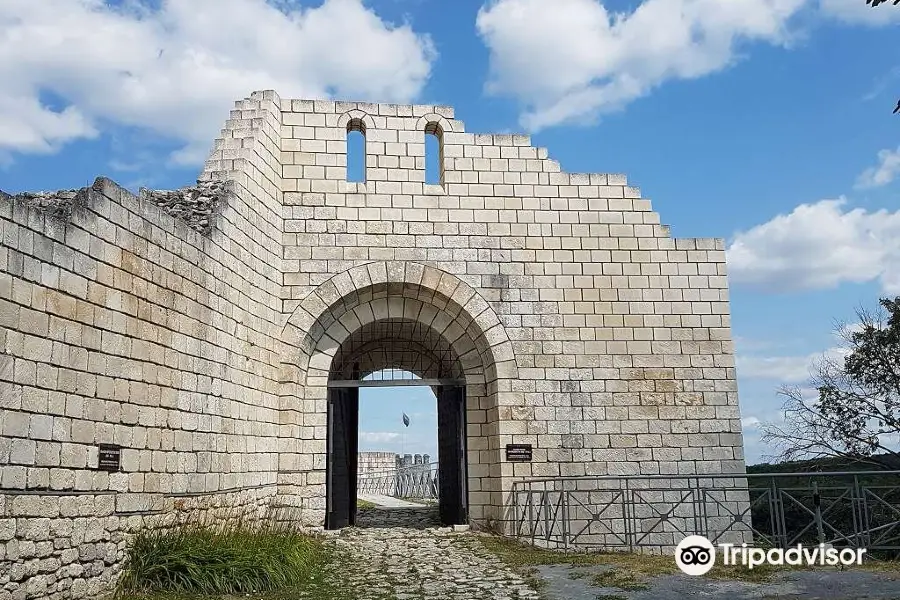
[1,89,747,598]
[357,452,396,477]
[0,486,278,600]
[0,101,289,598]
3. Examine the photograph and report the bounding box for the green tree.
[762,297,900,468]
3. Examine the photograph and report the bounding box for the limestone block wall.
[266,93,745,535]
[0,90,289,598]
[357,452,396,477]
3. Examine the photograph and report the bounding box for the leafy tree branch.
[761,297,900,468]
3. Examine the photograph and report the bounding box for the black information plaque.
[98,444,121,472]
[505,443,533,462]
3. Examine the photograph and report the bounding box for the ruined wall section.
[274,99,744,518]
[0,92,288,598]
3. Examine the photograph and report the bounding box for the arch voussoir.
[284,262,518,382]
[415,113,454,133]
[337,110,375,131]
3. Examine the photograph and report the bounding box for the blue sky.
[2,0,899,464]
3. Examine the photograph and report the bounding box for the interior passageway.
[325,318,468,529]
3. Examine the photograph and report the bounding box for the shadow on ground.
[356,505,441,529]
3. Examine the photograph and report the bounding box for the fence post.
[528,485,536,546]
[624,477,633,552]
[768,476,786,548]
[852,474,870,549]
[543,481,551,545]
[512,482,520,538]
[812,480,825,545]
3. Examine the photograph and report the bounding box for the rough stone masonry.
[0,90,747,600]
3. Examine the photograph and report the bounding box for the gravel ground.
[536,564,900,600]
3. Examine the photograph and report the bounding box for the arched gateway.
[280,262,518,527]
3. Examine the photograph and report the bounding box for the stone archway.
[278,262,517,528]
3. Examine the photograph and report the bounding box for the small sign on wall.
[97,444,121,472]
[505,443,533,462]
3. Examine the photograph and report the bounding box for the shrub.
[116,517,325,596]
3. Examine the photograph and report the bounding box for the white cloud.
[726,198,900,294]
[359,432,402,444]
[817,0,900,25]
[737,353,818,382]
[0,0,435,164]
[737,346,848,382]
[741,415,762,429]
[863,65,900,101]
[856,146,900,189]
[475,0,897,131]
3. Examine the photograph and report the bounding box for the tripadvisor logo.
[674,535,867,576]
[675,535,716,575]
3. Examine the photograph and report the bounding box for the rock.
[140,180,228,234]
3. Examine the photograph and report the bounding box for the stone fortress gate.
[0,90,746,598]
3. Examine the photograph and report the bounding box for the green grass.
[357,498,377,509]
[115,518,327,597]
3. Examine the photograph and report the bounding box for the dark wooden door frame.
[437,384,468,526]
[325,386,359,530]
[325,382,468,529]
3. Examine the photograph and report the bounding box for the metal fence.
[511,471,900,553]
[358,462,439,500]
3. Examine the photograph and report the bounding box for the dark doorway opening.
[324,319,469,530]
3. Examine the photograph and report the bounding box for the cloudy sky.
[2,0,899,464]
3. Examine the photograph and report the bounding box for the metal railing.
[358,462,439,500]
[511,471,900,552]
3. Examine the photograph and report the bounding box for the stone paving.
[306,506,539,600]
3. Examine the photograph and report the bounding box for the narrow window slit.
[424,123,443,186]
[347,118,366,183]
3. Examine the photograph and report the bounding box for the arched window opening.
[424,122,443,186]
[347,118,367,183]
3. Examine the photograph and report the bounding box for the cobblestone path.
[304,507,540,600]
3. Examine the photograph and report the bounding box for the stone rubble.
[2,189,83,219]
[307,508,540,600]
[140,180,228,234]
[0,180,228,234]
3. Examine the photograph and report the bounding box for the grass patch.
[357,498,377,509]
[591,568,648,591]
[116,519,327,597]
